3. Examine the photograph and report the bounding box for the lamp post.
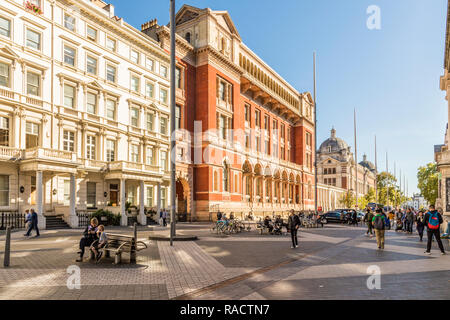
[169,0,176,246]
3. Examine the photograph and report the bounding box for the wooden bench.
[89,233,147,264]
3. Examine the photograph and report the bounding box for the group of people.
[364,205,447,255]
[76,217,108,263]
[23,209,40,238]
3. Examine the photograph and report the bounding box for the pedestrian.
[24,208,40,238]
[389,211,395,228]
[364,208,374,237]
[351,210,358,226]
[76,217,98,262]
[424,205,446,255]
[162,209,167,227]
[159,209,163,226]
[416,210,426,242]
[288,210,300,249]
[372,208,386,250]
[24,209,31,234]
[90,224,108,262]
[406,208,414,234]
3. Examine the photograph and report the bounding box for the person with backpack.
[364,209,374,237]
[416,210,426,242]
[372,208,386,250]
[424,205,446,255]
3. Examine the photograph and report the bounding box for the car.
[319,211,343,224]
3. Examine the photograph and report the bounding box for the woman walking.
[416,210,425,241]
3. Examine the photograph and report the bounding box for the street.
[0,224,448,300]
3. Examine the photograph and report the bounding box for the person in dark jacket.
[288,210,300,249]
[24,208,40,238]
[406,208,414,234]
[76,217,99,262]
[423,205,446,255]
[364,209,374,237]
[416,210,426,241]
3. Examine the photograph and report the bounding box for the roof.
[318,128,349,154]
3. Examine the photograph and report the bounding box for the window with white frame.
[146,186,154,207]
[86,55,97,75]
[131,75,140,93]
[0,17,11,38]
[106,139,115,162]
[146,58,154,71]
[26,28,41,50]
[159,88,168,104]
[130,144,139,163]
[145,82,154,98]
[0,62,10,87]
[106,64,116,83]
[86,182,96,208]
[0,117,9,146]
[86,135,96,160]
[160,151,167,171]
[127,186,136,205]
[146,113,154,131]
[63,130,75,152]
[64,13,75,32]
[25,122,39,148]
[160,187,167,208]
[106,37,116,51]
[63,84,76,108]
[0,175,9,206]
[160,117,167,135]
[160,64,168,78]
[130,107,139,127]
[146,147,154,165]
[106,99,116,120]
[63,45,76,66]
[131,49,139,64]
[86,92,97,114]
[86,25,97,42]
[26,72,40,96]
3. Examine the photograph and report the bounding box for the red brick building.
[143,5,315,221]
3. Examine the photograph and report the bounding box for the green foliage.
[417,163,438,206]
[91,209,121,226]
[339,190,355,208]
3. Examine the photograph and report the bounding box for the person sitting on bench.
[76,218,98,262]
[90,225,108,263]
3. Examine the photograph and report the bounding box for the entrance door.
[30,176,36,205]
[110,184,118,206]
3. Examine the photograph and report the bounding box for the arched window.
[223,162,229,192]
[185,32,191,43]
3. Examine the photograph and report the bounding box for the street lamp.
[169,0,176,246]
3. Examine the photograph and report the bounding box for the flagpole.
[374,135,378,203]
[354,108,358,209]
[386,151,389,208]
[313,52,318,216]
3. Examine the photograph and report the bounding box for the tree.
[339,190,355,208]
[376,172,398,206]
[417,163,438,206]
[358,187,376,210]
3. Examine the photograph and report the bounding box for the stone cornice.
[196,45,244,78]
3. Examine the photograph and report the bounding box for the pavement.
[0,223,449,300]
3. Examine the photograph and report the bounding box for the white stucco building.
[0,0,172,228]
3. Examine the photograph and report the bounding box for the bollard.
[130,222,137,263]
[4,226,11,267]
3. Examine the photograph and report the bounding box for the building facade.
[0,0,172,227]
[144,5,316,221]
[436,0,450,222]
[317,128,376,208]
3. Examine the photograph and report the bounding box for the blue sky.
[107,0,448,195]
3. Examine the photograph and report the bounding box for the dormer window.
[328,146,332,153]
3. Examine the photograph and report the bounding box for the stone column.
[139,180,146,225]
[36,171,45,230]
[156,182,161,217]
[120,179,127,226]
[68,173,77,227]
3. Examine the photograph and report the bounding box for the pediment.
[0,45,21,61]
[86,80,104,90]
[212,12,241,40]
[175,5,202,26]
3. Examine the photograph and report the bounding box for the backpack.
[373,215,385,230]
[428,212,440,230]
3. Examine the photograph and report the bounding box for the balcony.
[107,161,160,174]
[24,147,77,162]
[0,146,22,159]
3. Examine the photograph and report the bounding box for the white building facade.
[0,0,172,228]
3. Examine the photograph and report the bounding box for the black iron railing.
[77,211,92,227]
[0,212,25,230]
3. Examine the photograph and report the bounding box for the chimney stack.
[141,19,159,32]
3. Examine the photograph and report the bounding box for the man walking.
[372,208,385,250]
[162,209,168,227]
[424,205,446,255]
[25,208,40,238]
[364,208,374,237]
[406,208,414,234]
[288,210,300,249]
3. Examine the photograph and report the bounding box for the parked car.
[319,211,342,224]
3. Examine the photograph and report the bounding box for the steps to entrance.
[45,216,71,230]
